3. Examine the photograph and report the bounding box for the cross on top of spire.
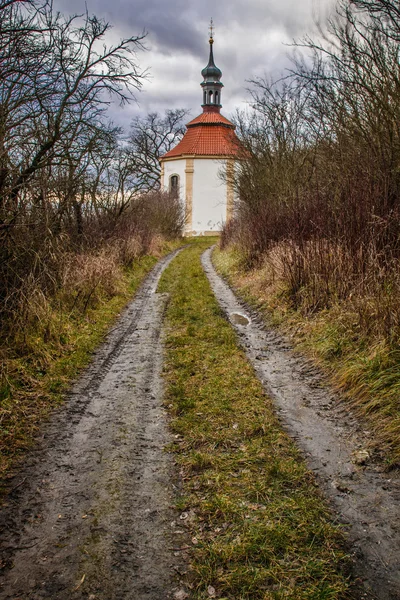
[209,18,214,42]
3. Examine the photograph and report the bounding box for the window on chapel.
[170,174,179,196]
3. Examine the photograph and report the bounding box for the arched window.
[208,90,213,104]
[203,90,207,104]
[215,91,219,104]
[169,174,179,197]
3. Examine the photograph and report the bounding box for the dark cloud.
[53,0,336,128]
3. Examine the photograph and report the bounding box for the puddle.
[230,312,250,326]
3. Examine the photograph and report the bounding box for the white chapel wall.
[192,158,227,234]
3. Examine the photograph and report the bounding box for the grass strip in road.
[158,241,351,600]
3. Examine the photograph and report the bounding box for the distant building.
[160,28,240,235]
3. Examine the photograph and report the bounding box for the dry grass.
[214,245,400,468]
[0,185,186,486]
[0,239,183,488]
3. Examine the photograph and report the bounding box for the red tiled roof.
[186,112,235,127]
[161,110,240,159]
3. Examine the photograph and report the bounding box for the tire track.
[0,248,187,600]
[202,246,400,600]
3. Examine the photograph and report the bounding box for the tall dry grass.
[1,190,184,355]
[0,188,184,476]
[223,164,400,348]
[220,0,400,461]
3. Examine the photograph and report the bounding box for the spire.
[201,19,223,112]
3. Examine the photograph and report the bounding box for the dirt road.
[202,247,400,600]
[0,246,399,600]
[0,249,187,600]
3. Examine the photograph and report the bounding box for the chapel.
[160,26,241,235]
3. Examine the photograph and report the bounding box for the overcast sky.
[53,0,337,130]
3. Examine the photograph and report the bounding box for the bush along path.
[159,240,352,600]
[0,241,182,486]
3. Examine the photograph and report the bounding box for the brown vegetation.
[221,0,400,463]
[0,1,185,479]
[0,187,184,479]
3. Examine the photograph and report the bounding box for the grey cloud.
[52,0,336,128]
[53,0,334,57]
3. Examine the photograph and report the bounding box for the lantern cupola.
[201,20,223,111]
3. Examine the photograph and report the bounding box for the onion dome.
[161,23,241,160]
[201,39,222,81]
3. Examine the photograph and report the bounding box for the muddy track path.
[1,244,400,600]
[202,248,400,600]
[0,249,186,600]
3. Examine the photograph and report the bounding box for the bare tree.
[223,0,400,338]
[0,0,148,317]
[351,0,400,40]
[125,109,189,192]
[0,1,147,239]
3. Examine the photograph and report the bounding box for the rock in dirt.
[173,589,189,600]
